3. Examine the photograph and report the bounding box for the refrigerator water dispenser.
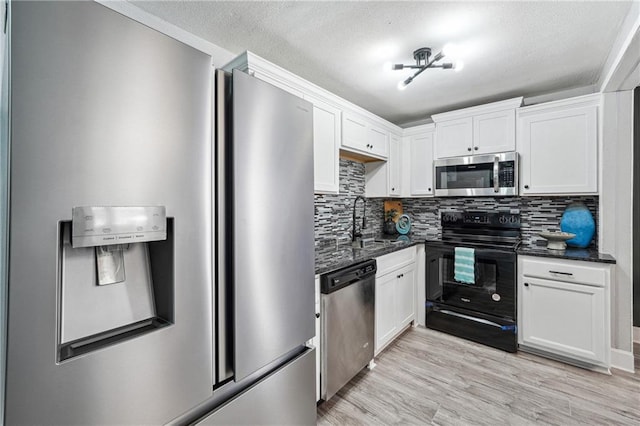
[57,206,174,361]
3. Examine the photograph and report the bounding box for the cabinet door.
[520,277,606,364]
[342,112,368,152]
[518,105,597,195]
[434,117,473,158]
[306,96,340,194]
[409,131,434,196]
[388,135,401,196]
[369,124,389,158]
[473,109,515,154]
[396,264,415,327]
[375,273,397,353]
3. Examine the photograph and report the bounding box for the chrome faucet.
[352,195,367,246]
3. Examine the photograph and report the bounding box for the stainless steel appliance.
[425,212,520,352]
[4,2,315,424]
[321,260,376,401]
[202,68,315,423]
[434,152,518,197]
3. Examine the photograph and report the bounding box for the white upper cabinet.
[517,94,599,195]
[400,124,435,197]
[473,109,516,154]
[407,126,435,196]
[364,132,401,198]
[388,134,402,196]
[342,111,389,159]
[434,117,473,158]
[305,95,341,194]
[432,97,522,159]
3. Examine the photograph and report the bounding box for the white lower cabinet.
[518,256,611,370]
[374,247,416,355]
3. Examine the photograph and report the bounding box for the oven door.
[425,245,516,319]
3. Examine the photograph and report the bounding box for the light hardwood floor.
[318,327,640,425]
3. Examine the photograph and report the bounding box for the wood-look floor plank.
[317,327,640,425]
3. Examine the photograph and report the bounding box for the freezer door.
[198,349,316,425]
[232,69,315,381]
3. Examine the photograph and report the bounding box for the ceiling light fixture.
[388,44,463,90]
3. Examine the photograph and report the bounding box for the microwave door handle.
[493,156,499,193]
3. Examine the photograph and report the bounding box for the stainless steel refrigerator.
[4,1,315,424]
[195,67,315,426]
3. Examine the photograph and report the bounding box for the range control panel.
[441,211,521,229]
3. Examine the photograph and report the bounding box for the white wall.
[600,91,634,355]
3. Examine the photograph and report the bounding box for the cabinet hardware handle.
[428,188,431,191]
[467,147,472,151]
[549,270,573,276]
[474,146,478,151]
[315,313,320,318]
[524,185,529,189]
[524,282,529,287]
[392,187,395,191]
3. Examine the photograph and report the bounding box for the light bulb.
[397,80,409,91]
[442,43,459,59]
[383,61,393,72]
[454,60,465,72]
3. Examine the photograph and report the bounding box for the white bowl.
[538,231,576,250]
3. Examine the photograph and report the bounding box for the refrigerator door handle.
[215,69,234,384]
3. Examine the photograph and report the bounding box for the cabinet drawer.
[520,256,607,287]
[376,247,415,276]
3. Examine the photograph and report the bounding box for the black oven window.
[440,254,497,293]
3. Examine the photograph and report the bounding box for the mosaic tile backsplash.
[315,159,599,248]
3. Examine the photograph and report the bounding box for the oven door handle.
[438,308,504,329]
[493,156,500,193]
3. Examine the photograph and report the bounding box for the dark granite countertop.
[517,242,616,264]
[315,233,433,275]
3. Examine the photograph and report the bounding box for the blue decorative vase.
[560,203,595,248]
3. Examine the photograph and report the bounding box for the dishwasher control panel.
[321,260,377,294]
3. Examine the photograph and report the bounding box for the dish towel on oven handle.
[454,247,475,284]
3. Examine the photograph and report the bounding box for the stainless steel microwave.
[434,152,518,197]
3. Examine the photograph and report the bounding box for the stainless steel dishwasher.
[320,259,376,402]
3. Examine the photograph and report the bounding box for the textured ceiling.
[131,1,633,126]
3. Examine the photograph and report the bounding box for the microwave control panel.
[498,161,516,187]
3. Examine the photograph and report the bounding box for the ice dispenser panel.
[58,206,174,361]
[72,206,166,247]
